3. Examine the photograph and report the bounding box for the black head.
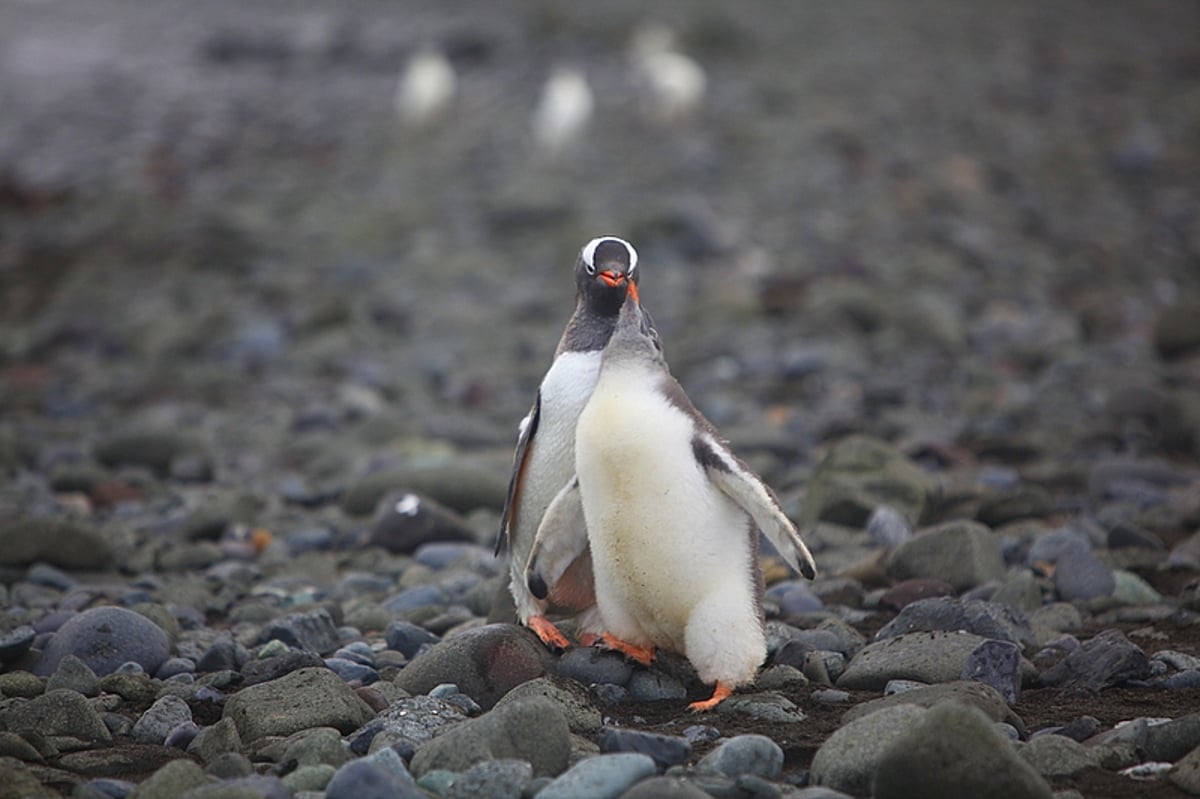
[575,236,639,316]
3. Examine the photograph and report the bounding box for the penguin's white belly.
[515,351,601,545]
[576,366,759,666]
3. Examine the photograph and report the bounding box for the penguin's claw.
[600,633,655,666]
[688,681,734,712]
[528,615,571,650]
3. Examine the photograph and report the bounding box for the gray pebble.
[222,666,375,743]
[811,705,926,796]
[1037,629,1151,691]
[961,639,1022,704]
[384,620,440,658]
[617,775,713,799]
[600,727,692,770]
[872,703,1052,798]
[325,748,422,799]
[875,597,1035,648]
[885,520,1006,591]
[838,631,997,690]
[408,696,570,778]
[46,653,100,696]
[259,607,341,656]
[132,695,193,745]
[35,606,170,678]
[1019,733,1100,777]
[0,625,36,666]
[3,688,112,745]
[627,670,687,701]
[867,504,913,548]
[369,491,478,554]
[393,623,555,710]
[444,758,533,799]
[555,646,634,687]
[698,734,784,780]
[1052,539,1115,601]
[129,758,207,799]
[535,753,657,799]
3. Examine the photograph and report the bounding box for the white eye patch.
[581,236,638,274]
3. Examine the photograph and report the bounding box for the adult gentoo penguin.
[496,236,649,648]
[527,290,816,710]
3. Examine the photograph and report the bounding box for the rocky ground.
[2,0,1200,797]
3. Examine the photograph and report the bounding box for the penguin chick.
[497,237,653,649]
[545,291,816,710]
[628,21,706,124]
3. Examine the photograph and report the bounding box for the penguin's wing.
[692,430,817,579]
[496,391,541,555]
[525,476,591,602]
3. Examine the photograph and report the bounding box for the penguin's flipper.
[525,477,592,605]
[496,391,542,555]
[692,432,817,579]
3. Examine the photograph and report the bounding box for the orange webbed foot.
[528,615,571,650]
[600,633,655,667]
[688,681,734,712]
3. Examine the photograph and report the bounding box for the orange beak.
[598,270,626,288]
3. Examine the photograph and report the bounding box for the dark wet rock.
[259,607,341,655]
[554,646,635,687]
[493,675,603,737]
[239,649,323,686]
[340,466,507,516]
[93,430,210,479]
[976,486,1052,527]
[872,703,1053,799]
[601,727,692,770]
[1154,298,1200,360]
[1051,539,1115,601]
[369,492,478,554]
[1106,521,1166,550]
[838,631,1004,691]
[801,436,936,529]
[537,753,657,799]
[0,731,43,763]
[961,639,1022,704]
[3,688,112,745]
[408,695,570,778]
[382,620,440,658]
[1037,629,1151,691]
[45,653,100,696]
[628,669,687,701]
[199,639,250,675]
[0,670,44,698]
[886,521,1006,591]
[393,623,555,710]
[877,579,955,612]
[875,597,1036,648]
[697,733,784,780]
[811,705,927,796]
[0,625,36,666]
[222,666,375,743]
[326,656,379,684]
[444,759,534,799]
[841,681,1024,736]
[131,695,193,745]
[35,606,170,677]
[0,518,113,570]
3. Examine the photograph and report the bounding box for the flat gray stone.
[886,520,1006,591]
[128,758,207,799]
[875,597,1035,648]
[393,623,555,710]
[186,717,242,764]
[1019,734,1100,777]
[811,704,928,796]
[409,696,570,778]
[872,702,1053,799]
[841,680,1026,736]
[222,667,375,743]
[536,753,657,799]
[838,631,995,691]
[3,688,111,745]
[132,695,193,745]
[444,759,533,799]
[697,734,784,780]
[492,675,602,737]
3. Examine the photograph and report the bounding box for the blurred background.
[1,0,1198,515]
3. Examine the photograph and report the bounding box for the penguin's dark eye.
[584,261,596,276]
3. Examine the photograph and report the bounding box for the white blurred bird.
[532,66,594,155]
[628,21,706,124]
[395,45,456,127]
